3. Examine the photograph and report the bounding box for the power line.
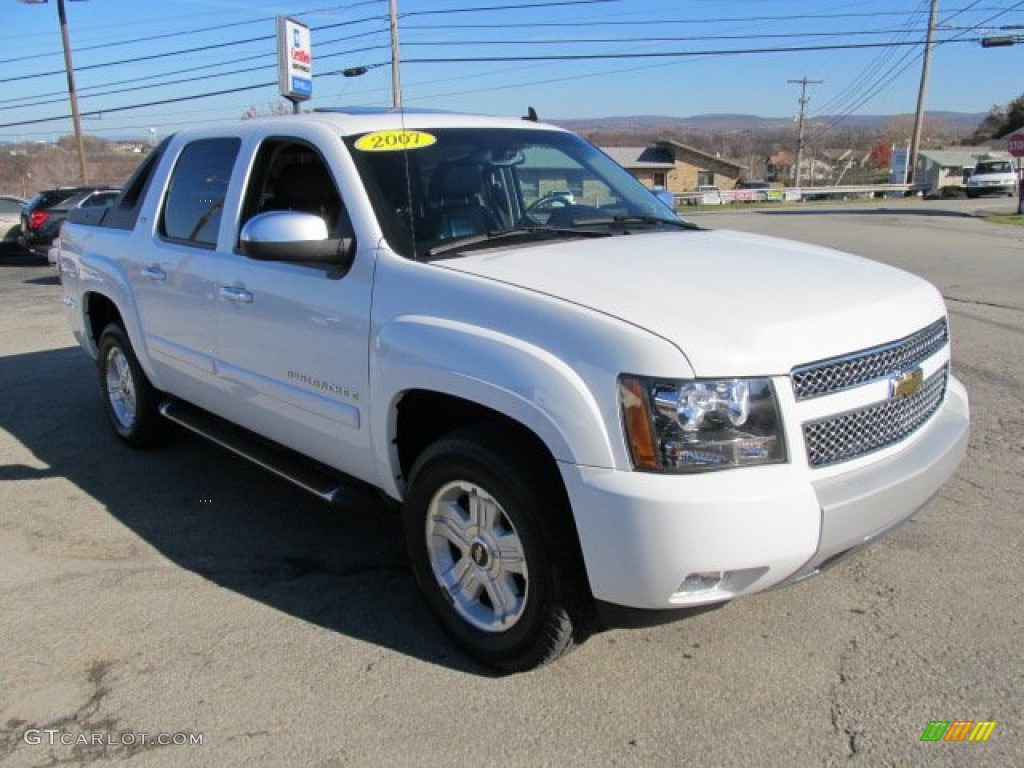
[399,0,620,17]
[399,28,949,47]
[809,0,1024,137]
[401,6,1020,30]
[0,12,390,82]
[5,0,1022,136]
[0,2,372,57]
[397,36,984,64]
[0,81,278,130]
[811,1,930,117]
[9,16,996,110]
[0,34,274,85]
[7,3,1019,84]
[1,34,997,131]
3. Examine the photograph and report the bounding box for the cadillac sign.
[278,17,312,102]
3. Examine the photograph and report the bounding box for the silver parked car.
[1,194,26,242]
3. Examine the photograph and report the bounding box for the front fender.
[372,314,614,496]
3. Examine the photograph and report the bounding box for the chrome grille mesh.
[803,366,947,468]
[791,318,948,400]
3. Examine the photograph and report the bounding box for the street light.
[18,0,89,184]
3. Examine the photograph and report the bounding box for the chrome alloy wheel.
[425,480,529,633]
[104,346,137,430]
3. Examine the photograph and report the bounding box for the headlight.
[619,375,786,472]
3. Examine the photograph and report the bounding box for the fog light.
[677,571,724,594]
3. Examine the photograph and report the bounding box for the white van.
[966,157,1017,198]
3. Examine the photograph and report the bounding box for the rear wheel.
[403,426,591,672]
[97,323,166,447]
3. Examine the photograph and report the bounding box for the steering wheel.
[524,194,572,224]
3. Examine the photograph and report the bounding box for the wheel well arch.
[394,390,563,496]
[83,292,124,349]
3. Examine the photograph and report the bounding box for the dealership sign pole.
[277,17,312,114]
[1007,132,1024,215]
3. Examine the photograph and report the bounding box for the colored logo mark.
[920,721,997,742]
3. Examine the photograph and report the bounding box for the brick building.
[602,141,746,192]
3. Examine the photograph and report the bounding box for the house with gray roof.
[601,141,746,193]
[915,147,1012,192]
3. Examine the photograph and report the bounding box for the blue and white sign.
[277,17,312,102]
[889,146,910,185]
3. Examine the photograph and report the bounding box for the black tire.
[403,426,592,672]
[97,323,166,448]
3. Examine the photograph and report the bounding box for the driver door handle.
[219,285,254,304]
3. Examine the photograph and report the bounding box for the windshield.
[974,160,1012,175]
[345,127,680,259]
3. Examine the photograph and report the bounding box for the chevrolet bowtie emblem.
[890,367,924,399]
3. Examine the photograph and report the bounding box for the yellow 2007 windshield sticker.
[354,130,437,152]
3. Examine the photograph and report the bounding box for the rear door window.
[160,138,240,248]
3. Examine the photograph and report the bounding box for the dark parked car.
[735,180,771,190]
[20,187,120,255]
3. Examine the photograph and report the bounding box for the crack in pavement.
[0,660,197,765]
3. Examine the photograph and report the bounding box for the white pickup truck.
[58,109,969,671]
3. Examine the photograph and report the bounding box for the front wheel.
[97,324,166,447]
[403,427,592,672]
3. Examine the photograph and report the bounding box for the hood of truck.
[437,229,946,376]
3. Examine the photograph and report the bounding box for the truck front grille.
[791,318,948,400]
[803,365,947,468]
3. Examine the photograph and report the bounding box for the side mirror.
[239,210,354,269]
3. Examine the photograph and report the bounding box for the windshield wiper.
[426,225,612,258]
[570,215,702,230]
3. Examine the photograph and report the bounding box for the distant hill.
[552,111,985,135]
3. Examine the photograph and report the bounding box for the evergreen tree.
[971,94,1024,142]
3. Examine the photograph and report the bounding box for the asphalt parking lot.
[1,198,1021,767]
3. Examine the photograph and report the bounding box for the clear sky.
[2,0,1022,142]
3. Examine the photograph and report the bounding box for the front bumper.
[563,377,969,612]
[967,183,1015,196]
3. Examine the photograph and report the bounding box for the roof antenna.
[523,106,538,122]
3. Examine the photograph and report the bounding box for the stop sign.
[1008,132,1024,157]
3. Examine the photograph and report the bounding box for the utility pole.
[789,78,822,188]
[388,0,401,109]
[56,0,88,183]
[908,0,939,187]
[20,0,89,183]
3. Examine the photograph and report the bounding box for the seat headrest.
[431,162,484,201]
[278,163,337,210]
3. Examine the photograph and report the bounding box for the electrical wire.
[3,1,1022,134]
[808,0,1024,139]
[811,1,930,119]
